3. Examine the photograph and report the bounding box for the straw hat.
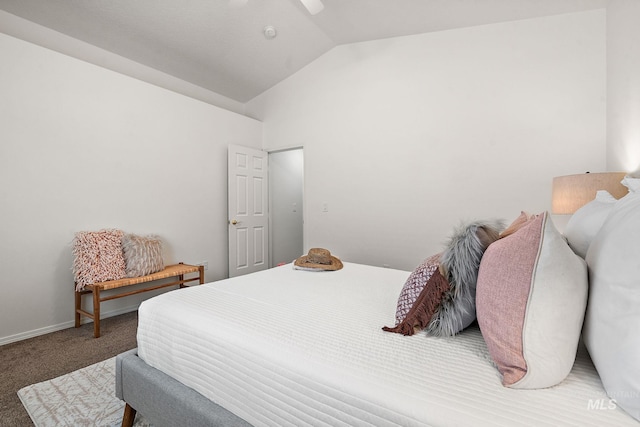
[294,248,343,271]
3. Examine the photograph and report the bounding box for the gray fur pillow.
[425,219,504,337]
[121,234,164,278]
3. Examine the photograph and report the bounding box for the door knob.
[231,219,238,225]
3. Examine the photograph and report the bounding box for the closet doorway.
[269,148,304,267]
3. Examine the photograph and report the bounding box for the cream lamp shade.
[551,172,628,214]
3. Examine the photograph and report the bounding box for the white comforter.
[137,262,638,426]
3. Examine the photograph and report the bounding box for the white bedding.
[137,262,638,426]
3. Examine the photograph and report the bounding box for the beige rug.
[18,357,149,427]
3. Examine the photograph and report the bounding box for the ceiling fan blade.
[228,0,248,9]
[299,0,324,15]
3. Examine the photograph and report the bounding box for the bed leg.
[121,403,137,427]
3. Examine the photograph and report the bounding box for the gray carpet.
[0,311,138,427]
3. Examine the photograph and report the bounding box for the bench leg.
[121,403,137,427]
[93,287,101,338]
[198,265,205,284]
[74,290,81,328]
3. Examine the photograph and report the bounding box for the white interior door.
[228,145,269,277]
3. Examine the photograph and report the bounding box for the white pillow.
[621,175,640,193]
[564,190,617,258]
[584,192,640,422]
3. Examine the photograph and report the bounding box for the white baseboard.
[0,304,140,346]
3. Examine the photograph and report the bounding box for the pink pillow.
[73,229,127,290]
[499,211,535,239]
[476,212,587,389]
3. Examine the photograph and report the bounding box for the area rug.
[18,357,149,427]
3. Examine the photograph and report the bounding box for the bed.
[116,195,640,427]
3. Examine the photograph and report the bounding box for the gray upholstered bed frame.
[115,349,252,427]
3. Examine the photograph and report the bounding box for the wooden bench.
[75,262,204,338]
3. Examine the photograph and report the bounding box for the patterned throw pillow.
[121,234,164,278]
[73,229,127,290]
[383,253,450,336]
[393,253,441,324]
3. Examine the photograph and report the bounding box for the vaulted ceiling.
[0,0,606,103]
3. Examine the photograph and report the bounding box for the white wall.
[606,0,640,174]
[247,10,606,271]
[0,32,262,344]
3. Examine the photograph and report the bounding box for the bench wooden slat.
[88,264,202,291]
[74,262,204,338]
